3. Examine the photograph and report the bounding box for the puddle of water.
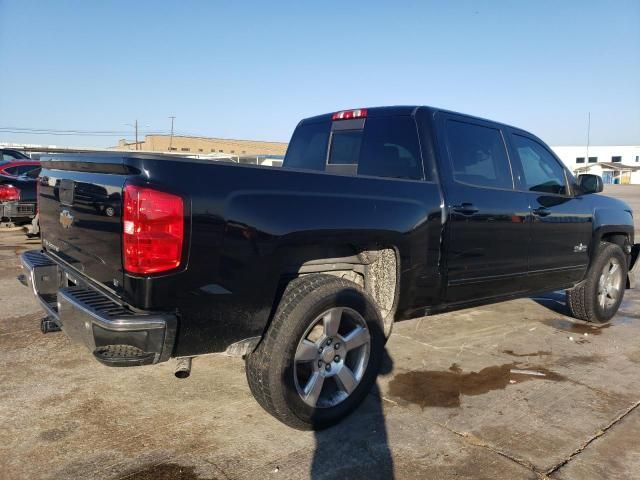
[541,319,610,335]
[388,363,565,408]
[126,463,216,480]
[502,349,551,357]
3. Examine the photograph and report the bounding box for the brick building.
[114,134,287,156]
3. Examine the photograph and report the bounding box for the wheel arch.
[591,225,634,288]
[266,243,401,340]
[591,204,634,250]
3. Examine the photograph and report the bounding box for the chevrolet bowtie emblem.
[60,209,74,229]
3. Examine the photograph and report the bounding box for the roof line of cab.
[299,105,529,136]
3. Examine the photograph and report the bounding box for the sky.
[0,0,638,148]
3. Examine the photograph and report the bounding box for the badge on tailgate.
[60,209,74,229]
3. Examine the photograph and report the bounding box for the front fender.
[592,207,634,242]
[591,206,634,251]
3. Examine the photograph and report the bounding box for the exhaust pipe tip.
[40,316,61,334]
[175,357,192,379]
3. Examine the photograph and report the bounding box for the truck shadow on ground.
[531,290,635,331]
[530,290,572,316]
[310,349,395,480]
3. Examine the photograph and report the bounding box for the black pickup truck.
[20,106,639,429]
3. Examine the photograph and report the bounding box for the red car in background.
[0,149,40,177]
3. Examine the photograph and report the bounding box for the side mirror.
[577,174,603,194]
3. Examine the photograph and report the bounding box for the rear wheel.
[246,274,385,430]
[567,242,627,323]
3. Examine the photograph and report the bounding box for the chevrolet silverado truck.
[19,106,639,429]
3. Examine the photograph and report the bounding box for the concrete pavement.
[1,186,639,480]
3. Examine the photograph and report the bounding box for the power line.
[0,130,131,137]
[0,126,289,143]
[0,126,135,134]
[0,128,166,137]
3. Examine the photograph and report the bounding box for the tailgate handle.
[452,203,479,215]
[532,207,551,217]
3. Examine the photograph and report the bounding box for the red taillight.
[123,184,184,274]
[0,185,20,201]
[332,108,368,121]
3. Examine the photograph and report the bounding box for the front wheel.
[567,241,628,323]
[246,274,385,430]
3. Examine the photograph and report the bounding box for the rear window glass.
[446,120,513,190]
[358,116,423,180]
[283,121,330,171]
[284,115,424,181]
[328,131,361,165]
[328,116,423,180]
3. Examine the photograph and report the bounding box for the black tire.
[245,274,385,430]
[566,241,628,323]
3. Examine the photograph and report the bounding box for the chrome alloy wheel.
[294,307,371,408]
[598,258,623,309]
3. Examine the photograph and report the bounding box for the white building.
[551,145,640,184]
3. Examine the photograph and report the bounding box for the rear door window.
[445,120,513,190]
[25,168,41,179]
[16,165,38,175]
[510,134,568,195]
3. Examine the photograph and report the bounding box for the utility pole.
[169,116,176,151]
[586,112,591,161]
[125,120,148,151]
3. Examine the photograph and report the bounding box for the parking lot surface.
[1,186,639,480]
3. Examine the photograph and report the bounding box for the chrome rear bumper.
[19,250,176,366]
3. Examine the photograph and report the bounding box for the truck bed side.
[38,153,443,357]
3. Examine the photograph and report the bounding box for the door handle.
[452,203,479,215]
[532,207,551,217]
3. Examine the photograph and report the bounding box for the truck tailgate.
[39,156,128,289]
